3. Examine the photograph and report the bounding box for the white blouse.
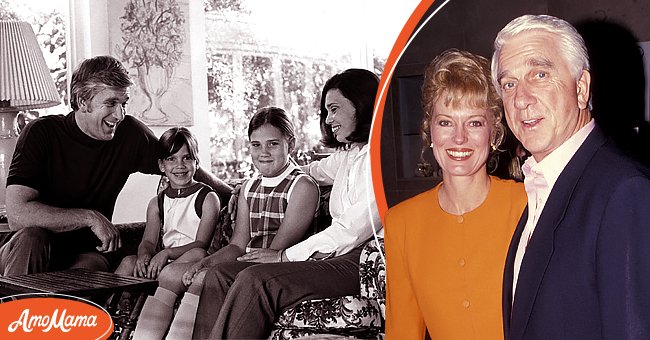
[285,143,382,261]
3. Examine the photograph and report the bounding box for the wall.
[381,0,650,207]
[68,0,212,223]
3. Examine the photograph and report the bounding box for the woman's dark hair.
[158,127,200,162]
[248,106,296,152]
[319,68,379,149]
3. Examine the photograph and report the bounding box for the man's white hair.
[491,14,590,98]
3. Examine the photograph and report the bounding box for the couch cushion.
[207,206,233,254]
[270,328,383,340]
[272,295,382,336]
[359,238,385,318]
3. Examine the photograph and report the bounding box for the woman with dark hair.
[191,68,383,339]
[318,69,375,148]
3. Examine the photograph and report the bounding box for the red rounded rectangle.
[0,294,113,340]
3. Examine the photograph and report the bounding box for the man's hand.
[237,248,283,263]
[134,254,152,278]
[146,249,169,279]
[88,211,122,253]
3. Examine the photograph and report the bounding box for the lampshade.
[0,21,61,219]
[0,20,61,112]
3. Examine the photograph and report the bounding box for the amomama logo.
[0,294,113,340]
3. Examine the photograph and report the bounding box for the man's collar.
[527,119,596,188]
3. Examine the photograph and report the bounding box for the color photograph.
[377,1,650,339]
[0,0,418,339]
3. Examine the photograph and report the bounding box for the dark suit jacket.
[503,126,650,340]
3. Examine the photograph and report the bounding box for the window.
[4,0,419,180]
[204,0,419,178]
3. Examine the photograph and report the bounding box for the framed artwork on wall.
[108,0,193,126]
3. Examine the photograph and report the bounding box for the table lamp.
[0,21,61,217]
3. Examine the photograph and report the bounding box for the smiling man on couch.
[0,55,230,276]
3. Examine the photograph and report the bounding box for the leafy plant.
[119,0,185,73]
[203,0,248,13]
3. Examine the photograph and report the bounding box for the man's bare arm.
[5,184,121,252]
[194,167,232,202]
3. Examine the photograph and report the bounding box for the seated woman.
[192,68,383,339]
[115,127,220,279]
[132,107,319,340]
[384,49,527,339]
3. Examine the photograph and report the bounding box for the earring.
[490,143,497,152]
[430,143,434,149]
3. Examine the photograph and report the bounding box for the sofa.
[270,237,385,339]
[113,184,386,339]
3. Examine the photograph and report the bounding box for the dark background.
[380,0,650,208]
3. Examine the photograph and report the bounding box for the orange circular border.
[370,0,437,221]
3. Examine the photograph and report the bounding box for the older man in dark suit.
[492,14,650,339]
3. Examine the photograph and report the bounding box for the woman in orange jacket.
[384,49,526,339]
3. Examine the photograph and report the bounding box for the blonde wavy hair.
[420,49,505,171]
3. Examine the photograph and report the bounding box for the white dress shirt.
[285,143,382,261]
[512,119,595,301]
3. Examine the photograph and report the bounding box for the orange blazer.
[385,176,526,340]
